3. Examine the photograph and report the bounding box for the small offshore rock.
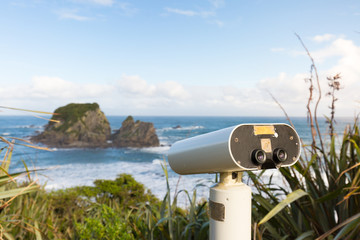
[111,116,160,148]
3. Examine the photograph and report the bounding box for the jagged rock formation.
[31,103,111,148]
[111,116,160,148]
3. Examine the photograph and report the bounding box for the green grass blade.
[315,187,343,203]
[316,212,360,240]
[3,232,15,240]
[35,221,43,240]
[333,214,360,240]
[0,106,56,115]
[21,159,32,182]
[258,189,308,225]
[1,147,13,173]
[0,173,21,185]
[0,185,39,200]
[295,230,315,240]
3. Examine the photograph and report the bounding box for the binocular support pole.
[209,172,251,240]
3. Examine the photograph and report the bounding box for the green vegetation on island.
[48,103,101,132]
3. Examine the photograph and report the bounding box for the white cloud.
[92,0,114,6]
[157,81,190,100]
[258,72,309,104]
[164,1,224,27]
[31,76,76,98]
[164,7,215,17]
[259,36,360,116]
[210,20,224,27]
[209,0,225,8]
[170,36,360,116]
[115,75,193,111]
[0,76,114,100]
[313,34,336,43]
[118,75,156,96]
[33,76,114,99]
[164,8,197,17]
[118,2,138,16]
[270,48,285,52]
[311,38,360,85]
[72,0,115,6]
[118,75,190,101]
[57,9,91,21]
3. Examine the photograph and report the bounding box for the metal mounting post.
[209,172,251,240]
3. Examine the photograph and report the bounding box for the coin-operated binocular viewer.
[168,124,301,240]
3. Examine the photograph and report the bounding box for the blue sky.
[1,0,359,116]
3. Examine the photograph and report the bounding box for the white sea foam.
[180,125,204,130]
[123,146,170,155]
[152,159,165,165]
[157,125,204,132]
[15,125,43,129]
[140,146,170,154]
[2,133,10,136]
[158,136,171,146]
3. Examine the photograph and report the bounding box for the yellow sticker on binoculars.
[253,125,275,135]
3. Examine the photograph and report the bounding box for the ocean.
[0,115,353,205]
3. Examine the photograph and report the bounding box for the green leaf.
[1,147,13,173]
[316,212,360,240]
[315,188,343,203]
[0,106,55,115]
[21,159,31,182]
[34,221,42,240]
[333,214,360,240]
[303,154,318,176]
[295,230,314,240]
[258,189,308,225]
[0,185,39,200]
[3,232,15,240]
[0,173,21,185]
[280,236,289,240]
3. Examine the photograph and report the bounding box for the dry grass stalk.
[295,33,325,153]
[326,73,341,136]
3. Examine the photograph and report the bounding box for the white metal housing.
[168,123,300,175]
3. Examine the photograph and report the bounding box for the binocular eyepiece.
[168,123,301,175]
[252,148,288,165]
[252,149,267,165]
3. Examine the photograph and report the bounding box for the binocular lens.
[274,148,287,162]
[252,149,267,165]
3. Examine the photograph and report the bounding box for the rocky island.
[31,103,160,148]
[31,103,111,148]
[111,116,159,148]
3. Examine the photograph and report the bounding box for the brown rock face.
[31,103,111,148]
[111,116,160,148]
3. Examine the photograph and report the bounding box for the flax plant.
[0,137,43,239]
[0,107,56,239]
[251,35,360,239]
